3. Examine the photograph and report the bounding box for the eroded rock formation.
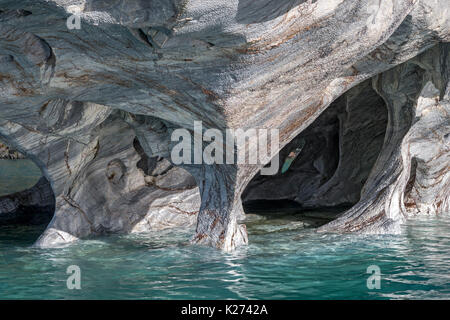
[243,78,389,209]
[0,177,54,225]
[244,44,450,233]
[0,0,448,250]
[320,44,450,233]
[0,106,200,246]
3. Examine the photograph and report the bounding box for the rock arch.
[0,0,448,250]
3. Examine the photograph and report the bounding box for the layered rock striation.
[0,0,448,250]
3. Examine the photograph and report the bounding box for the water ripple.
[1,214,450,299]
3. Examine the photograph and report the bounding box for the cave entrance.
[0,141,55,244]
[242,79,388,228]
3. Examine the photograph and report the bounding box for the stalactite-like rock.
[0,0,448,250]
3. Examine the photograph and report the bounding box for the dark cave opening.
[242,79,389,225]
[0,142,55,241]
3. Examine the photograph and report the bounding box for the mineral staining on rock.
[0,141,24,159]
[0,0,448,250]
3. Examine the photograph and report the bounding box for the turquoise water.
[0,159,42,196]
[1,214,450,299]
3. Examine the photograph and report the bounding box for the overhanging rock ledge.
[0,0,448,251]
